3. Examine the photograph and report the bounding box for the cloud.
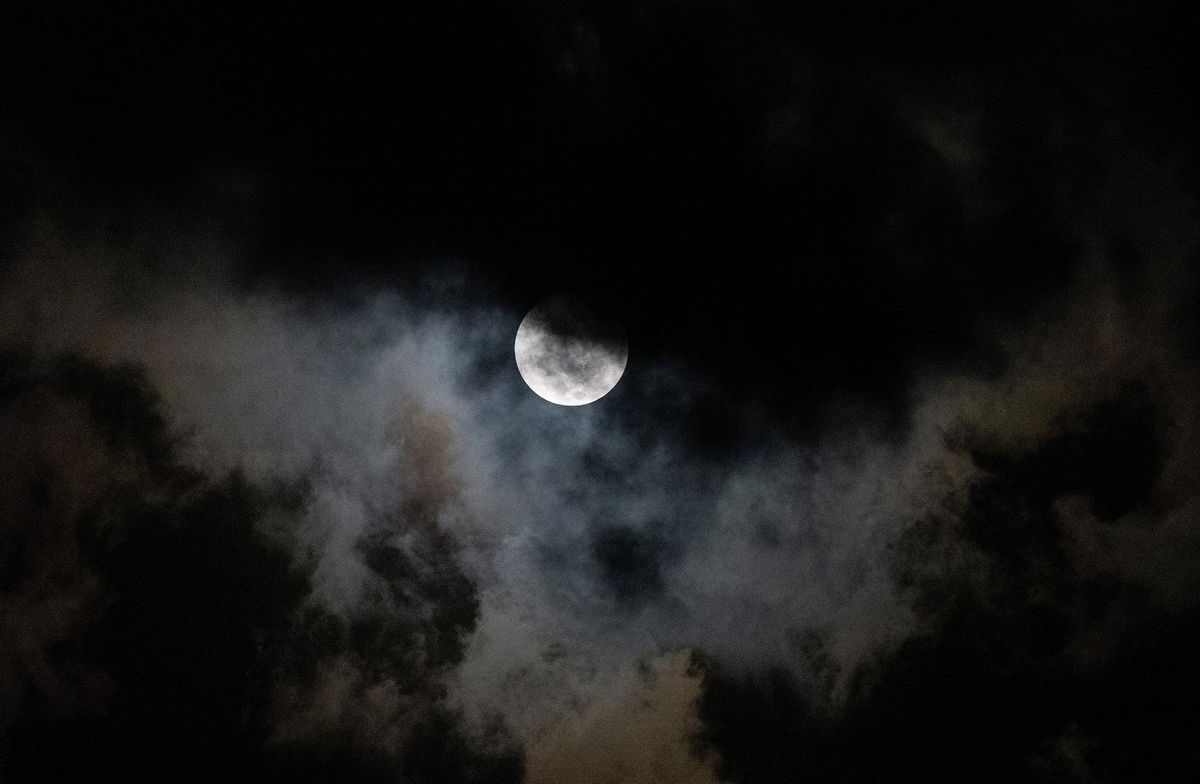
[524,650,719,784]
[0,353,304,779]
[4,124,1199,781]
[0,345,520,781]
[690,239,1200,781]
[0,228,945,777]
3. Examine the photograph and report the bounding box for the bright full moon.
[514,295,628,406]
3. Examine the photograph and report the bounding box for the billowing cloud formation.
[1,240,943,710]
[5,2,1200,781]
[696,282,1200,781]
[0,259,527,780]
[4,178,1198,781]
[3,28,1200,772]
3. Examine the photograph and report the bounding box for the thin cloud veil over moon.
[514,295,628,406]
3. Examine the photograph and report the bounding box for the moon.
[514,295,628,406]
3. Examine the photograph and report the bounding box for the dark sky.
[2,2,1200,783]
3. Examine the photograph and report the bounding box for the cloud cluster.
[2,105,1199,781]
[5,3,1200,782]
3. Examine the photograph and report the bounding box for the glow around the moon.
[514,295,628,406]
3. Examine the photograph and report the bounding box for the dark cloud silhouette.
[695,387,1200,783]
[0,352,521,783]
[968,391,1163,524]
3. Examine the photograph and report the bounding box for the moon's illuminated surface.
[514,295,628,406]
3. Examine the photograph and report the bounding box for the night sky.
[3,3,1200,782]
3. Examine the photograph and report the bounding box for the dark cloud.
[695,384,1200,783]
[0,352,521,783]
[968,390,1163,530]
